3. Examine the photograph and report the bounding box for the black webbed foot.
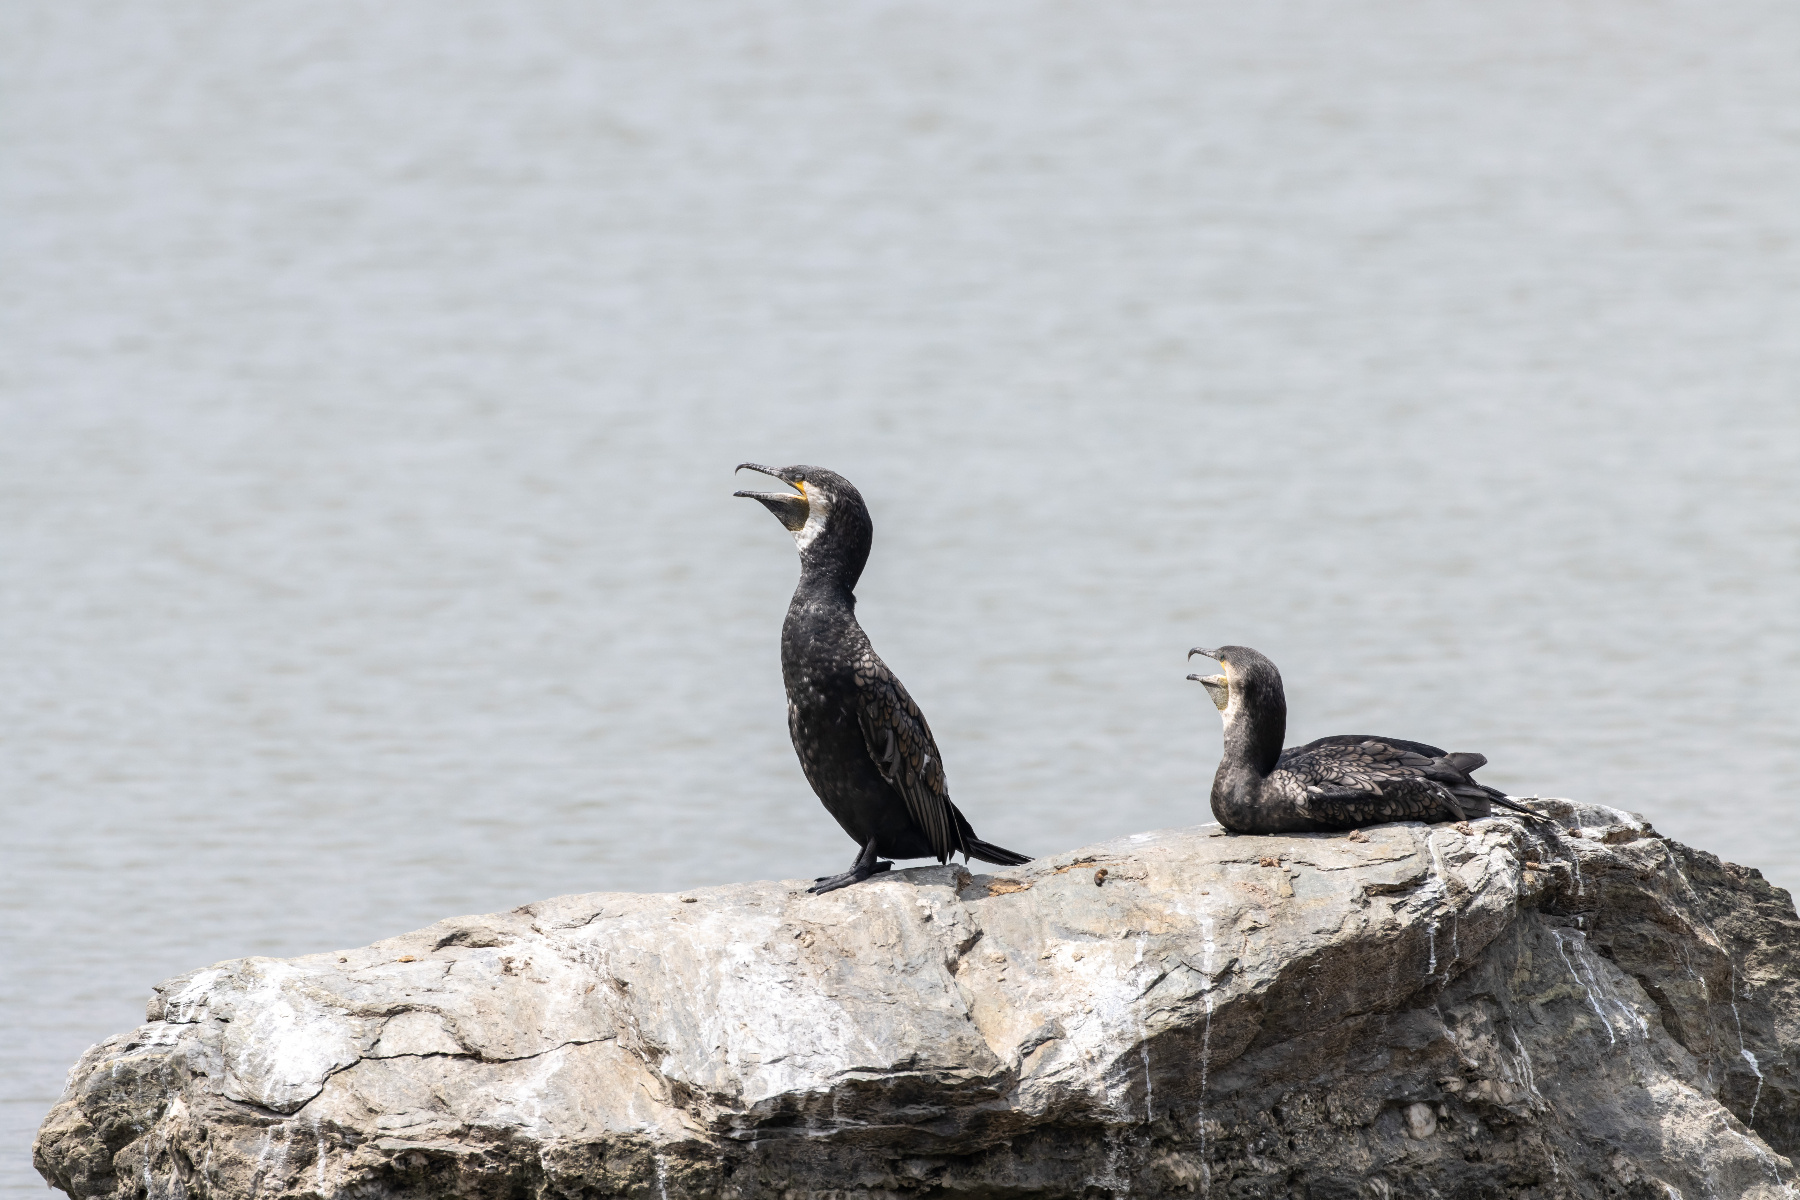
[807,840,891,895]
[807,860,892,895]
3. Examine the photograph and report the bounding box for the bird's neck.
[1221,690,1285,779]
[783,572,860,655]
[791,566,857,612]
[1209,696,1284,831]
[794,502,872,593]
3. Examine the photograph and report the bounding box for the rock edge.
[34,801,1800,1199]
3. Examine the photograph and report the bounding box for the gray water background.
[4,1,1798,1188]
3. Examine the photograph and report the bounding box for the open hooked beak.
[1185,648,1227,710]
[733,463,809,532]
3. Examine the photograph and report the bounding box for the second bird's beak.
[1187,673,1230,711]
[1186,648,1228,710]
[734,463,809,532]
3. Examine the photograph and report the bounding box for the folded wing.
[1278,739,1466,826]
[854,654,965,863]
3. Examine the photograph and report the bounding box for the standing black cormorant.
[735,463,1031,893]
[1187,645,1545,834]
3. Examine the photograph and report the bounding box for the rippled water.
[4,1,1798,1189]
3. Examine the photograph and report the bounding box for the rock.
[1402,1101,1437,1140]
[33,801,1800,1199]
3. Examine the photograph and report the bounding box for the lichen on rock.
[33,802,1800,1198]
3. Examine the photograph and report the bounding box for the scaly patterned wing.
[1279,733,1447,764]
[853,652,962,863]
[1278,739,1463,826]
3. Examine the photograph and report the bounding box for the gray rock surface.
[34,801,1800,1199]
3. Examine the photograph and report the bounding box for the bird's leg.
[807,837,893,895]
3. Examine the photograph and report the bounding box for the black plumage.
[735,463,1031,893]
[1187,645,1545,834]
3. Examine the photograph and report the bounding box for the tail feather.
[1439,751,1550,825]
[966,838,1033,867]
[1478,784,1550,823]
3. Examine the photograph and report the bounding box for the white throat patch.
[1219,677,1242,729]
[792,486,831,552]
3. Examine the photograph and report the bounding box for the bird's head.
[1186,644,1280,725]
[734,463,873,584]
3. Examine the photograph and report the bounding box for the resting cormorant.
[1187,645,1545,833]
[735,463,1031,893]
